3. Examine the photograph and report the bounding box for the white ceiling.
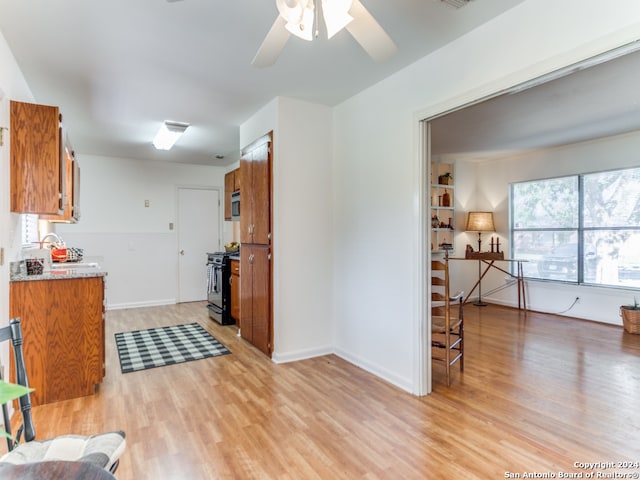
[0,0,525,166]
[431,44,640,160]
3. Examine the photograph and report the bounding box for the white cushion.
[0,431,126,471]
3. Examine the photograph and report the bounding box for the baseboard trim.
[333,347,413,394]
[107,299,176,311]
[271,345,334,364]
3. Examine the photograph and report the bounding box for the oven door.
[207,262,223,306]
[207,302,223,323]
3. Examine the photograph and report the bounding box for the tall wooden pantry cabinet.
[239,132,273,356]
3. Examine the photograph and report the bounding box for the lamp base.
[473,301,488,307]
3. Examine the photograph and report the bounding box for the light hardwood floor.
[9,302,640,479]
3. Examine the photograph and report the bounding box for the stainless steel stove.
[206,252,235,325]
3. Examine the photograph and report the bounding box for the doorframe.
[415,41,640,395]
[175,185,223,303]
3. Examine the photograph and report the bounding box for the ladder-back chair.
[431,254,464,386]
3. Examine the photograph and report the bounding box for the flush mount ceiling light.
[152,121,189,150]
[252,0,397,68]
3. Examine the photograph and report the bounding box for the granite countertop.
[10,257,107,282]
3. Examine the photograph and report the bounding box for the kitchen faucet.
[40,232,64,246]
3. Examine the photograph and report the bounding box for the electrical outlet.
[144,199,150,208]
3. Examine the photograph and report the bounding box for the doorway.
[177,187,221,303]
[420,42,640,394]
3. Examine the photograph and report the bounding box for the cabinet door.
[9,282,49,407]
[72,155,81,221]
[239,139,270,245]
[10,101,64,214]
[250,143,270,245]
[239,152,252,243]
[9,277,104,407]
[250,245,271,356]
[230,260,240,323]
[240,250,253,343]
[40,139,79,223]
[239,245,271,355]
[224,171,234,221]
[233,169,241,191]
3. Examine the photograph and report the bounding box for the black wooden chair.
[431,253,465,386]
[0,318,125,473]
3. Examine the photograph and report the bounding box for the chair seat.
[0,431,126,472]
[431,315,462,334]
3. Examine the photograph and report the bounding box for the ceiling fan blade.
[252,16,291,68]
[345,0,397,62]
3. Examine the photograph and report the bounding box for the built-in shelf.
[430,162,455,253]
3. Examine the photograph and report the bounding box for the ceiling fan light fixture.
[277,0,314,41]
[286,5,314,40]
[322,0,353,39]
[152,121,189,150]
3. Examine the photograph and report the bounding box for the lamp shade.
[465,211,495,232]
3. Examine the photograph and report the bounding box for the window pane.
[512,176,579,229]
[583,167,640,228]
[513,231,578,281]
[585,230,640,287]
[21,214,39,247]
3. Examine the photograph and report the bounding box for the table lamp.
[465,211,495,306]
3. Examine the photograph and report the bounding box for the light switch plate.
[0,247,4,266]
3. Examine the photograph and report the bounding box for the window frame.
[510,166,640,287]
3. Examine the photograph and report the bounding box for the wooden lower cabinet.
[9,276,105,407]
[230,259,240,325]
[240,245,271,356]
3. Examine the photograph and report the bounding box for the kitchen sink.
[50,262,99,269]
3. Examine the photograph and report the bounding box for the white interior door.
[178,187,220,302]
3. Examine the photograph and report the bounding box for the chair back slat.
[10,319,36,443]
[0,318,36,451]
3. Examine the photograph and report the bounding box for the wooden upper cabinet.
[10,100,66,215]
[240,134,271,245]
[224,168,240,221]
[40,136,80,223]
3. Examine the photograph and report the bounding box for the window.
[511,167,640,287]
[21,214,39,247]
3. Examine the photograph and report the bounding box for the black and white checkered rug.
[114,323,231,373]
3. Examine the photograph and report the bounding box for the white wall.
[452,130,640,325]
[333,0,640,394]
[240,97,334,362]
[56,154,226,309]
[0,30,34,376]
[5,0,640,397]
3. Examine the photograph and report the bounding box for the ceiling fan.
[252,0,397,68]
